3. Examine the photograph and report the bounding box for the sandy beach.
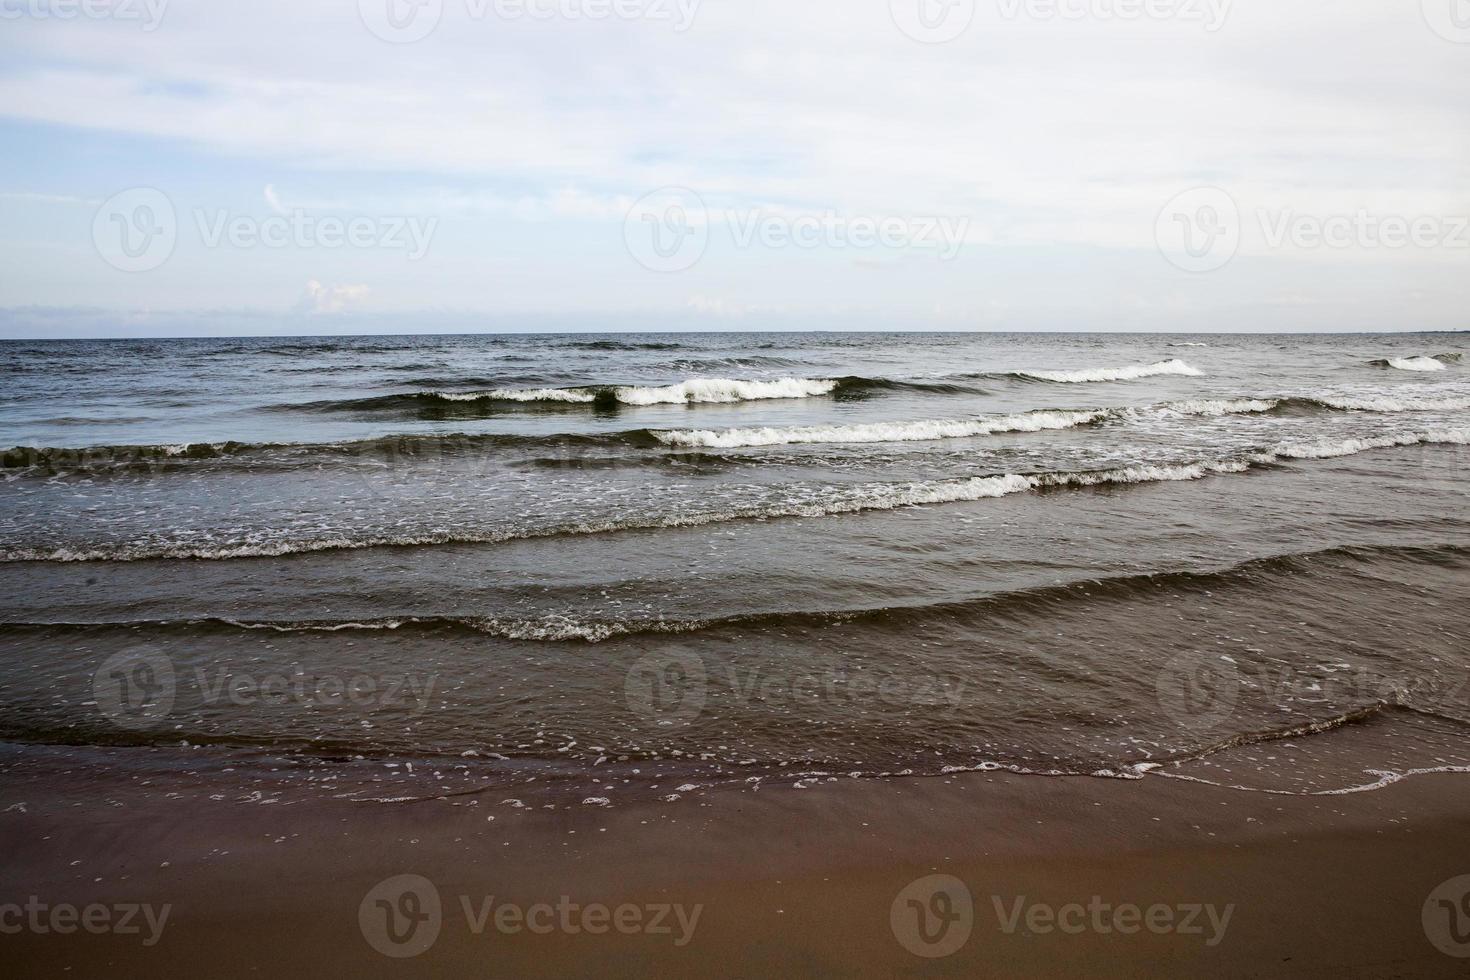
[5,740,1470,978]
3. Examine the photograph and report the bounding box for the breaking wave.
[653,409,1112,449]
[1012,359,1203,383]
[1371,356,1449,372]
[7,426,1466,562]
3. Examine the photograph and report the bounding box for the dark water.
[1,332,1467,804]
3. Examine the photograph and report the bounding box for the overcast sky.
[1,0,1467,336]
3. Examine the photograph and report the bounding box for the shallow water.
[1,332,1466,803]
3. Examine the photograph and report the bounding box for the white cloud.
[295,280,370,314]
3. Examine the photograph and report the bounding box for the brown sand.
[5,749,1470,978]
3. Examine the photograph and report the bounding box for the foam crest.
[435,378,839,406]
[1382,356,1447,372]
[1016,359,1203,383]
[654,410,1110,449]
[9,427,1466,562]
[614,378,838,405]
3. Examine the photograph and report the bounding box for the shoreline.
[4,748,1470,977]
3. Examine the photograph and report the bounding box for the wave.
[8,426,1466,562]
[1372,356,1447,372]
[9,542,1463,642]
[288,375,989,414]
[652,399,1291,449]
[556,340,685,352]
[8,388,1465,476]
[1300,392,1470,413]
[653,409,1112,449]
[1012,359,1203,383]
[391,377,841,408]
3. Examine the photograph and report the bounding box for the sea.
[1,331,1467,805]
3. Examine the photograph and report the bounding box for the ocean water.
[1,332,1467,804]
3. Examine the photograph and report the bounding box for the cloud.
[295,280,370,315]
[263,183,287,215]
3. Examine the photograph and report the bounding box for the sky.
[0,0,1467,337]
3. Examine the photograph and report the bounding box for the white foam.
[439,378,838,405]
[1152,398,1278,417]
[1314,393,1470,412]
[1018,359,1202,383]
[1268,427,1470,460]
[654,409,1109,449]
[1385,356,1447,372]
[614,377,838,405]
[446,387,596,403]
[13,427,1468,562]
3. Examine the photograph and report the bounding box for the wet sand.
[4,749,1470,978]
